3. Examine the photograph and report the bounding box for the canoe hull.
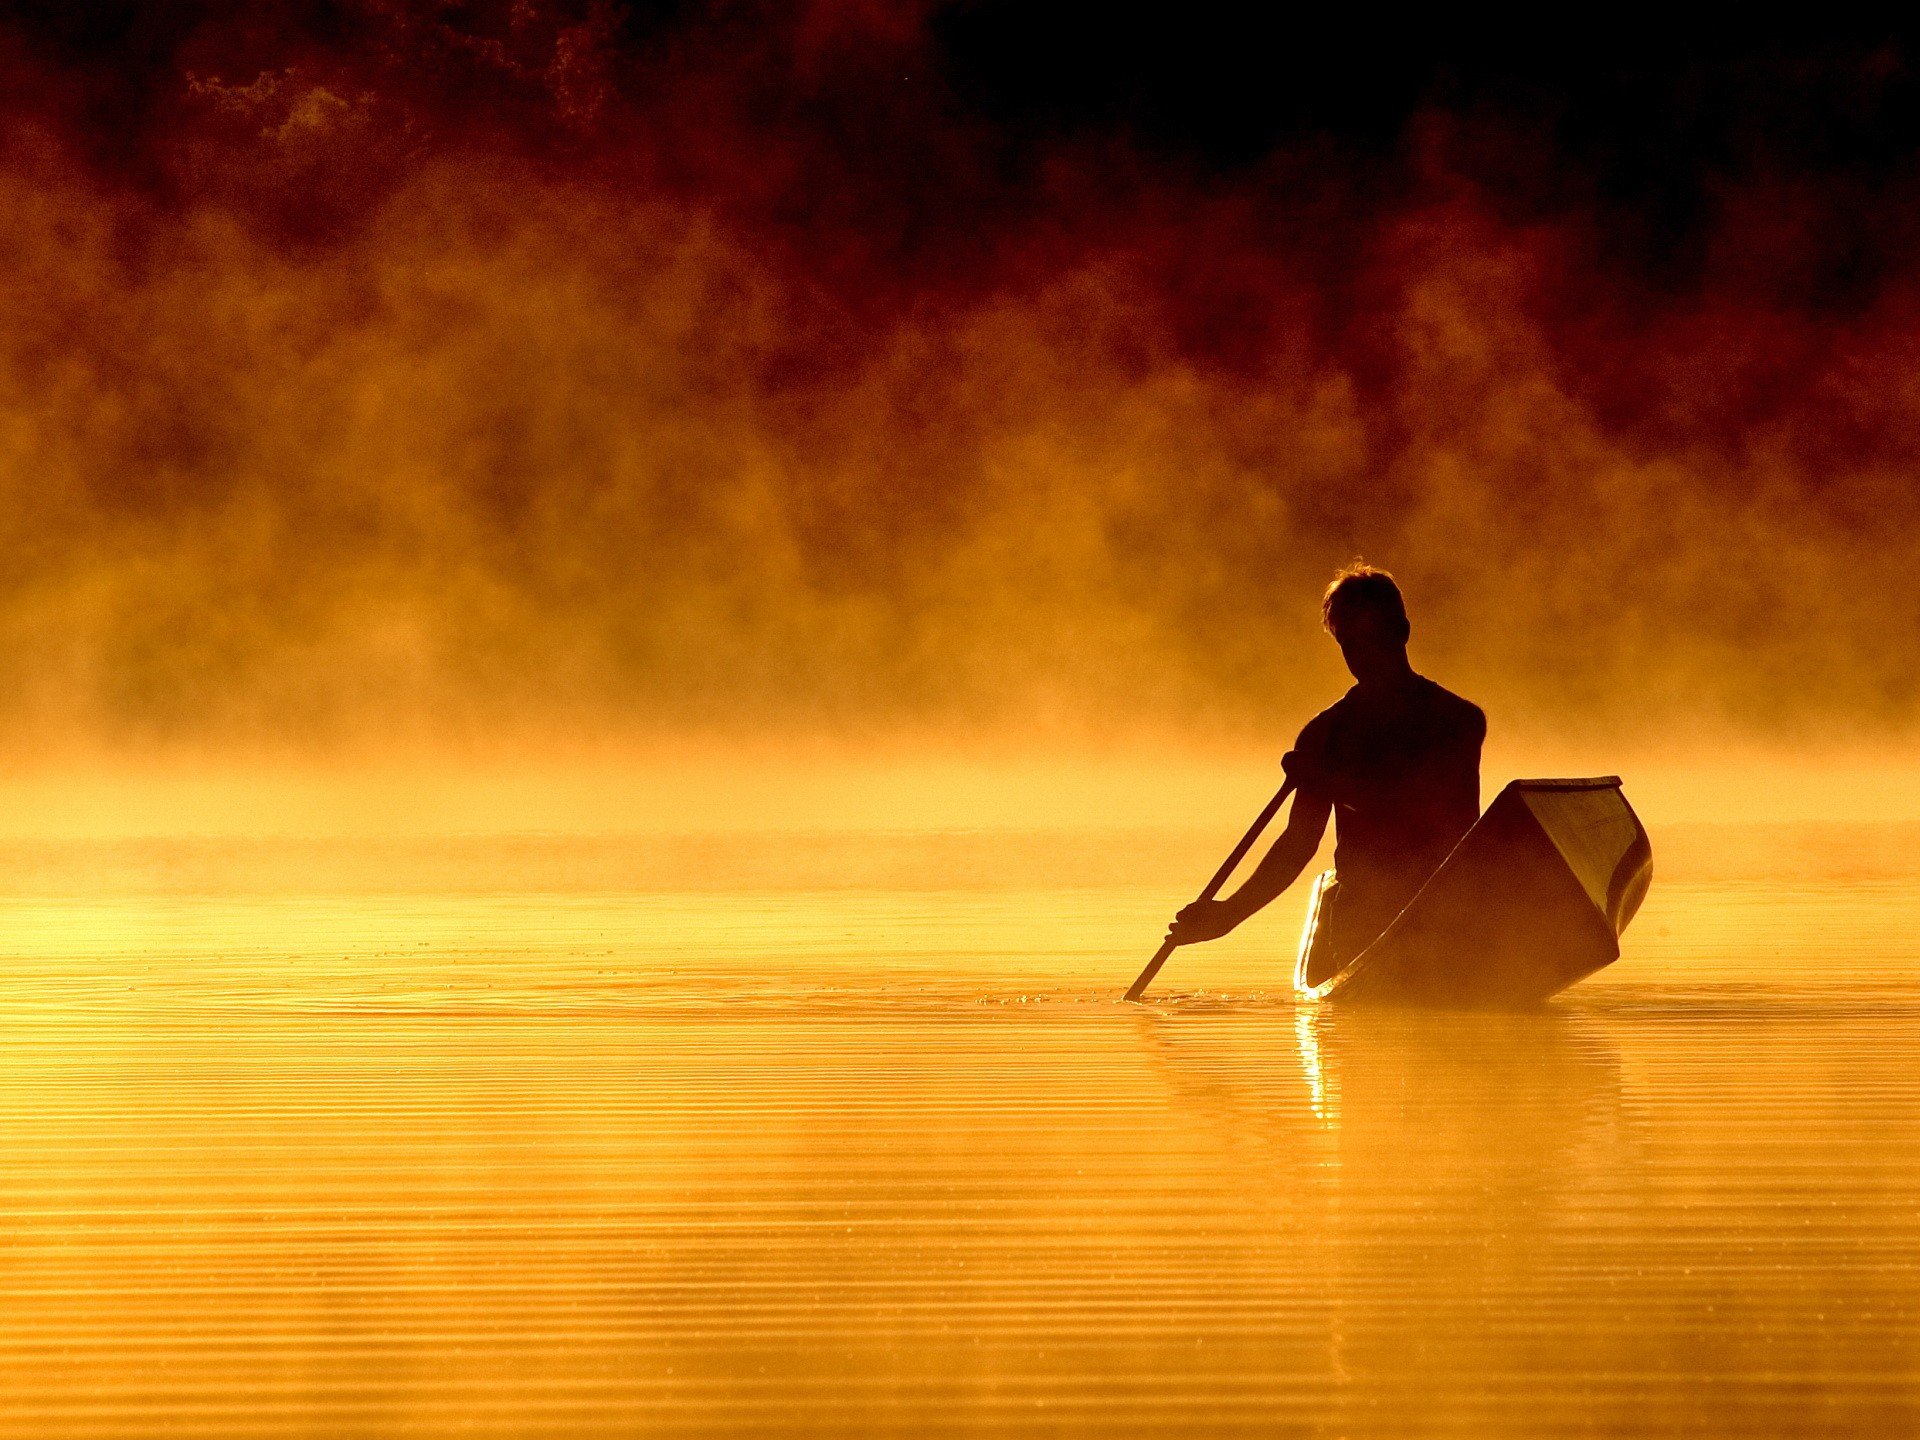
[1295,777,1652,1005]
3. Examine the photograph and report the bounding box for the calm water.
[2,825,1918,1436]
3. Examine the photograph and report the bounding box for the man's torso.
[1290,674,1485,947]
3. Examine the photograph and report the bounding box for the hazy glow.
[2,14,1915,1438]
[0,7,1914,777]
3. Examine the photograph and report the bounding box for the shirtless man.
[1168,565,1485,982]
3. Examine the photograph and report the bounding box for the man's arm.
[1167,788,1332,944]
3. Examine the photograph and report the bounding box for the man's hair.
[1321,563,1410,641]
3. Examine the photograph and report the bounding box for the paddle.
[1124,776,1297,1002]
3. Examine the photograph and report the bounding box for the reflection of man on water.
[1168,565,1484,982]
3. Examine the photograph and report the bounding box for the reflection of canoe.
[1294,777,1652,1005]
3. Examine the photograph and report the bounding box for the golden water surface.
[1,823,1917,1436]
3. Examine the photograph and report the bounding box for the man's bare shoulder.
[1417,677,1487,738]
[1294,687,1360,745]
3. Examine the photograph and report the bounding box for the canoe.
[1293,777,1652,1005]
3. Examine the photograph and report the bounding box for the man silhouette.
[1168,564,1485,983]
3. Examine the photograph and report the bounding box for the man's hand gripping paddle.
[1124,777,1297,1002]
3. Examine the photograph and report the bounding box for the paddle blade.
[1125,938,1178,1002]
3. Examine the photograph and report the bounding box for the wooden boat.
[1293,777,1652,1005]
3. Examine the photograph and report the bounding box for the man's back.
[1290,673,1484,949]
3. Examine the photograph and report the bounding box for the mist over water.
[0,6,1918,755]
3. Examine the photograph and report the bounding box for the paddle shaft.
[1124,776,1297,1001]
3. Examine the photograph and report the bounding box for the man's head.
[1322,563,1411,684]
